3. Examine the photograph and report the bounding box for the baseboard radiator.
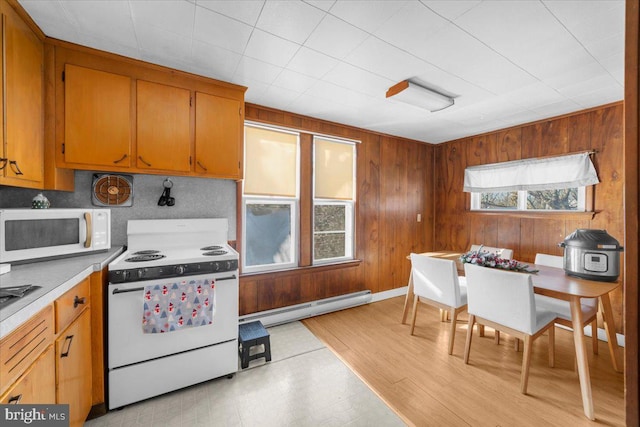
[238,290,372,327]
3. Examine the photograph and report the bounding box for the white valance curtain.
[463,152,599,193]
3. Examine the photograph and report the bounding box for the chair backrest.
[410,253,463,308]
[469,245,514,260]
[464,263,537,335]
[534,253,563,269]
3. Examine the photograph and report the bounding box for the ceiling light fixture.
[386,80,454,112]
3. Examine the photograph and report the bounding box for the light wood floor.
[303,296,625,427]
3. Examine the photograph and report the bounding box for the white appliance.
[107,218,238,409]
[0,208,110,263]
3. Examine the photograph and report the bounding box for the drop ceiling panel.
[243,29,300,67]
[196,0,264,26]
[17,0,625,144]
[255,1,325,44]
[304,14,369,60]
[193,7,252,54]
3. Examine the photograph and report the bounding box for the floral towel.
[142,278,215,333]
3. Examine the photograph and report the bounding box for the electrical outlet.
[417,213,422,222]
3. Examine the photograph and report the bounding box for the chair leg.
[548,326,555,368]
[478,324,485,337]
[514,338,520,352]
[494,330,500,345]
[591,319,598,355]
[464,315,475,364]
[448,308,457,355]
[409,295,419,335]
[520,335,533,394]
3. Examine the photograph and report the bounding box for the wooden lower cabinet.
[56,308,92,427]
[0,345,55,404]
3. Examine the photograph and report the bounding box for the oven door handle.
[216,275,237,281]
[112,287,144,295]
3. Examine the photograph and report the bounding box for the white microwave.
[0,208,111,263]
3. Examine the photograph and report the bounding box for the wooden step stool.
[238,321,271,369]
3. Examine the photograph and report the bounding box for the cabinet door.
[0,346,55,405]
[1,5,44,186]
[56,308,92,427]
[64,64,131,167]
[195,92,242,179]
[137,80,191,172]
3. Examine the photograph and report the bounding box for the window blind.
[314,138,355,200]
[463,152,599,193]
[244,126,298,197]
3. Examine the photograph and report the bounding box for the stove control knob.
[137,269,145,279]
[175,265,185,275]
[213,262,220,272]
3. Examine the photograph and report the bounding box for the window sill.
[468,210,599,220]
[240,259,362,280]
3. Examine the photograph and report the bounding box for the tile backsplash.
[0,171,237,246]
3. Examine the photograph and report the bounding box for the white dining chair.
[469,244,514,260]
[469,245,514,339]
[463,263,556,394]
[409,253,468,355]
[534,253,600,354]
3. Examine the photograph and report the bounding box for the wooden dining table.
[401,251,623,421]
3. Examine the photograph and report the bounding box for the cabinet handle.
[61,335,74,358]
[8,394,22,404]
[9,161,23,175]
[196,161,208,171]
[74,296,86,308]
[138,156,152,167]
[113,154,128,164]
[0,158,7,170]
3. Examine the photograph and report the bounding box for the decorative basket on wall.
[92,174,133,207]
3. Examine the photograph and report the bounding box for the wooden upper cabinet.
[195,92,243,179]
[0,4,44,187]
[64,64,131,167]
[136,80,191,172]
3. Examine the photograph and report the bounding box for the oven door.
[108,272,238,369]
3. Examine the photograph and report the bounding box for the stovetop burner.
[202,250,228,256]
[125,254,166,262]
[132,250,161,255]
[200,245,224,251]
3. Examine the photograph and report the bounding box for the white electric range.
[107,218,238,409]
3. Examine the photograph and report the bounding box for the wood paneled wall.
[623,0,639,423]
[433,102,625,333]
[239,104,433,315]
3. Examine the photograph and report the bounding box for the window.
[242,124,357,273]
[313,137,356,263]
[471,188,586,211]
[242,125,299,273]
[464,152,597,213]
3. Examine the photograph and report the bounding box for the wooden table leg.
[599,293,622,372]
[570,296,595,420]
[401,271,413,324]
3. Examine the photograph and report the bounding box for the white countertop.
[0,247,124,338]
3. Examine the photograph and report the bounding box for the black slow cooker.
[559,229,623,282]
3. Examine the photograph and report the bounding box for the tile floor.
[87,321,405,427]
